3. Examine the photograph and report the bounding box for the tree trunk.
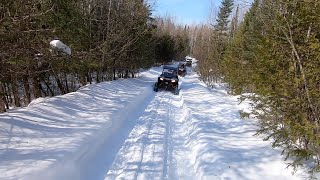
[39,82,48,97]
[32,76,42,98]
[11,81,21,107]
[52,71,66,95]
[42,77,54,96]
[282,23,319,123]
[113,60,116,80]
[80,73,87,86]
[97,70,101,83]
[4,83,10,109]
[0,82,6,113]
[87,71,92,84]
[64,73,69,93]
[23,76,31,104]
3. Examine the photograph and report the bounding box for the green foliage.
[215,0,234,36]
[174,34,189,60]
[223,0,320,174]
[155,34,176,64]
[0,0,179,110]
[197,0,234,84]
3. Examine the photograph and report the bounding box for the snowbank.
[0,70,158,180]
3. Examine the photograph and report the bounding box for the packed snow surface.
[0,65,307,180]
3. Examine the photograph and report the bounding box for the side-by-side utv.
[185,58,192,67]
[153,65,179,95]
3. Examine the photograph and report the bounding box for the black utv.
[154,65,179,95]
[185,57,192,67]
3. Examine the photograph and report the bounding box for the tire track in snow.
[132,92,165,180]
[105,92,169,179]
[161,93,173,180]
[168,78,198,180]
[104,70,201,180]
[104,87,188,180]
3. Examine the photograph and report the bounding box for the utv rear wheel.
[174,87,179,95]
[153,83,158,92]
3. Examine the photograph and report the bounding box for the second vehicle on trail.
[185,57,192,67]
[154,65,179,95]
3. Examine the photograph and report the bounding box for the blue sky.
[152,0,222,25]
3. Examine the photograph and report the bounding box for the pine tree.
[229,5,239,39]
[0,0,160,110]
[214,0,234,37]
[199,0,234,83]
[223,0,320,175]
[223,0,261,93]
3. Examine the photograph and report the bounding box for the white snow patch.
[50,40,71,55]
[28,97,51,106]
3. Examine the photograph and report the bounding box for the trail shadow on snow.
[177,76,305,179]
[105,92,180,180]
[0,72,158,180]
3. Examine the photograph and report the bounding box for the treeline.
[192,0,238,85]
[0,0,189,112]
[154,16,190,63]
[194,0,320,174]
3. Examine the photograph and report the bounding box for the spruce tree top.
[215,0,234,34]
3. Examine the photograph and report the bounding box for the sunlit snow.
[0,64,307,180]
[50,40,71,55]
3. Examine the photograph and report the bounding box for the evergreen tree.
[229,5,239,39]
[223,0,320,175]
[214,0,234,37]
[223,0,261,93]
[0,0,171,111]
[197,0,234,83]
[155,34,176,64]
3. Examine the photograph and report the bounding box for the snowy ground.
[0,64,307,180]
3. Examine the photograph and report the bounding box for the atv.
[153,65,179,95]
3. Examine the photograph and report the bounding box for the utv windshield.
[163,69,174,74]
[162,68,177,77]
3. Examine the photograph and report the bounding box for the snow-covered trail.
[104,77,199,180]
[105,92,177,179]
[104,69,306,180]
[0,68,160,180]
[0,65,307,180]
